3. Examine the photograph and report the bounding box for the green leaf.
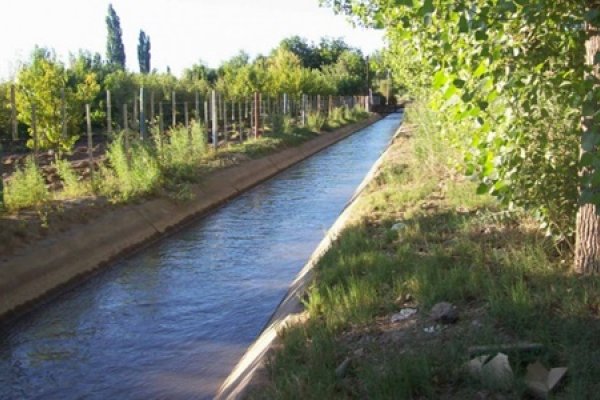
[459,15,469,33]
[453,79,466,88]
[432,70,448,89]
[476,183,489,195]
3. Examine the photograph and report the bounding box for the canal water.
[0,113,402,399]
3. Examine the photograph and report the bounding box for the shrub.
[4,157,49,211]
[55,159,90,198]
[307,112,326,132]
[100,131,161,201]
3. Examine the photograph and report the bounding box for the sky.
[0,0,385,80]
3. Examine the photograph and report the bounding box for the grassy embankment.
[256,103,600,399]
[2,106,368,211]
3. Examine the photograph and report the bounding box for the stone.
[391,308,418,323]
[391,222,407,231]
[430,302,459,324]
[481,353,514,390]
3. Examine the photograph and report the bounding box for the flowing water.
[0,113,402,399]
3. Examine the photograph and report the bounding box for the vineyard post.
[184,102,189,130]
[133,92,138,131]
[31,102,38,164]
[10,84,17,140]
[211,90,218,150]
[140,87,146,140]
[106,90,112,135]
[150,91,155,126]
[172,91,177,127]
[204,100,209,129]
[253,92,259,139]
[301,94,307,127]
[223,97,228,143]
[238,101,243,142]
[123,104,130,165]
[158,102,164,134]
[195,92,200,123]
[86,104,95,184]
[60,88,67,158]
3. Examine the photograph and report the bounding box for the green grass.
[4,157,49,211]
[257,104,600,399]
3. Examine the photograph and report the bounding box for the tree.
[575,3,600,274]
[16,48,99,152]
[106,4,126,69]
[137,30,151,74]
[323,1,597,273]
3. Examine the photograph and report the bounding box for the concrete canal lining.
[216,116,405,400]
[0,115,381,320]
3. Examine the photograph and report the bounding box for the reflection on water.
[0,114,402,399]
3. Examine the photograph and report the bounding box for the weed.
[4,157,49,211]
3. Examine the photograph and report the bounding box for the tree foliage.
[106,4,126,69]
[324,0,587,242]
[137,30,151,74]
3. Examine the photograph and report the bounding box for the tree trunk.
[575,8,600,274]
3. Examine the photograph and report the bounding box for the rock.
[335,357,352,378]
[391,222,407,231]
[481,353,514,390]
[525,361,567,399]
[353,348,364,357]
[391,308,418,323]
[430,302,458,324]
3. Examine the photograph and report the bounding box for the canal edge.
[216,113,405,400]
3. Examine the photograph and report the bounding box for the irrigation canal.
[0,113,403,399]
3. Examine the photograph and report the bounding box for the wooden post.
[328,95,333,115]
[204,100,209,128]
[140,87,146,140]
[123,104,130,165]
[60,88,67,156]
[223,99,228,142]
[133,92,139,130]
[172,91,177,127]
[238,101,243,143]
[31,102,38,163]
[195,92,200,123]
[159,102,164,134]
[10,84,17,140]
[123,103,128,131]
[150,91,155,126]
[253,92,260,138]
[211,90,218,149]
[245,97,248,118]
[106,90,112,135]
[283,93,288,115]
[301,94,307,127]
[86,104,94,183]
[184,102,189,129]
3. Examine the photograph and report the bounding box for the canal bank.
[0,115,381,320]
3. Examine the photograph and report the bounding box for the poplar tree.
[137,30,151,74]
[106,4,126,69]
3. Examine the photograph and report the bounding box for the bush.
[157,122,207,182]
[4,157,49,211]
[100,131,161,201]
[55,159,90,198]
[307,112,326,132]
